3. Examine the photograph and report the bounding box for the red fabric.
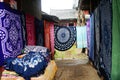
[44,20,51,50]
[50,22,54,58]
[0,67,4,72]
[26,14,36,45]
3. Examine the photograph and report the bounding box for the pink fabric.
[26,14,36,45]
[50,22,54,57]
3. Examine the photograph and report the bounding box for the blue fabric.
[99,0,112,79]
[89,14,95,61]
[0,39,4,66]
[76,26,87,48]
[5,51,49,80]
[0,2,23,59]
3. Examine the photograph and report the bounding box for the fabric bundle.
[76,26,87,48]
[0,2,23,59]
[4,51,49,80]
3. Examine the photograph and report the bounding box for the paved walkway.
[54,59,101,80]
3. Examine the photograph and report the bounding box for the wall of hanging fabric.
[112,0,120,80]
[25,14,36,45]
[0,2,23,59]
[76,26,87,48]
[35,18,44,46]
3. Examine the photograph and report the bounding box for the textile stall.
[0,2,57,80]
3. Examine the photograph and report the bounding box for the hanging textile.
[35,18,44,46]
[26,14,36,45]
[0,39,4,66]
[99,0,112,80]
[50,22,54,57]
[54,26,76,51]
[94,6,101,72]
[89,14,95,61]
[21,12,26,47]
[44,20,51,50]
[0,2,23,59]
[86,20,90,49]
[76,26,87,48]
[112,0,120,80]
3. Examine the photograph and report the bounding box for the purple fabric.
[0,2,23,59]
[86,20,90,50]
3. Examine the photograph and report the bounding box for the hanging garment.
[86,20,90,50]
[112,0,120,80]
[100,0,112,79]
[26,14,36,45]
[94,6,101,72]
[50,22,55,57]
[44,20,51,50]
[54,26,76,51]
[35,18,44,46]
[89,14,95,61]
[76,26,87,48]
[0,2,23,59]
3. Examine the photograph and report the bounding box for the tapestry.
[35,18,44,46]
[76,26,87,48]
[44,20,51,50]
[89,14,95,61]
[99,0,112,79]
[0,2,23,59]
[112,0,120,80]
[26,14,36,45]
[50,22,55,57]
[54,26,76,51]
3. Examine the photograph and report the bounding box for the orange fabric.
[44,20,51,50]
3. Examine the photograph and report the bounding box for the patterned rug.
[54,26,76,51]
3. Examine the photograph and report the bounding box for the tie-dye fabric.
[76,26,87,48]
[0,2,23,59]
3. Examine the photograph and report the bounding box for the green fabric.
[112,0,120,80]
